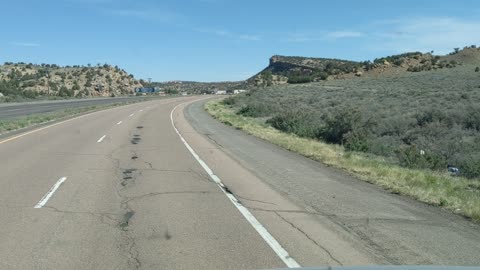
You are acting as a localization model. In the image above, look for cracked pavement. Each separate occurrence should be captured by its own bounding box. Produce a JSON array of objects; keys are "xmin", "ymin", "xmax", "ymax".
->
[
  {"xmin": 0, "ymin": 97, "xmax": 284, "ymax": 269},
  {"xmin": 1, "ymin": 96, "xmax": 479, "ymax": 269}
]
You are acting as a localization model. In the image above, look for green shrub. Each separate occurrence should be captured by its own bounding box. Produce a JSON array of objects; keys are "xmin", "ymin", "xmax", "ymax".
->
[
  {"xmin": 343, "ymin": 129, "xmax": 370, "ymax": 152},
  {"xmin": 48, "ymin": 81, "xmax": 58, "ymax": 92},
  {"xmin": 287, "ymin": 75, "xmax": 313, "ymax": 84},
  {"xmin": 416, "ymin": 109, "xmax": 447, "ymax": 127},
  {"xmin": 318, "ymin": 107, "xmax": 363, "ymax": 144},
  {"xmin": 22, "ymin": 90, "xmax": 38, "ymax": 99},
  {"xmin": 458, "ymin": 156, "xmax": 480, "ymax": 178},
  {"xmin": 22, "ymin": 80, "xmax": 36, "ymax": 87},
  {"xmin": 393, "ymin": 58, "xmax": 405, "ymax": 66},
  {"xmin": 222, "ymin": 96, "xmax": 236, "ymax": 106},
  {"xmin": 237, "ymin": 103, "xmax": 274, "ymax": 117},
  {"xmin": 464, "ymin": 107, "xmax": 480, "ymax": 131},
  {"xmin": 58, "ymin": 86, "xmax": 74, "ymax": 97},
  {"xmin": 267, "ymin": 110, "xmax": 320, "ymax": 138},
  {"xmin": 72, "ymin": 81, "xmax": 80, "ymax": 91},
  {"xmin": 262, "ymin": 71, "xmax": 273, "ymax": 86},
  {"xmin": 396, "ymin": 145, "xmax": 446, "ymax": 170}
]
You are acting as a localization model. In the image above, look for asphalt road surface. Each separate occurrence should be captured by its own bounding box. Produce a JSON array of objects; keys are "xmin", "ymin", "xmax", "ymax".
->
[
  {"xmin": 0, "ymin": 96, "xmax": 152, "ymax": 120},
  {"xmin": 0, "ymin": 96, "xmax": 479, "ymax": 270}
]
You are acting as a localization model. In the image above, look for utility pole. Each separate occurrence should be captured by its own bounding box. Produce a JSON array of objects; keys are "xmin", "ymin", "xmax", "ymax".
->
[{"xmin": 46, "ymin": 71, "xmax": 50, "ymax": 96}]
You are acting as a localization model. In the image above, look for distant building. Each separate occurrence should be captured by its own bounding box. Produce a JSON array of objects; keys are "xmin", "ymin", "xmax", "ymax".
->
[
  {"xmin": 215, "ymin": 90, "xmax": 227, "ymax": 95},
  {"xmin": 233, "ymin": 89, "xmax": 247, "ymax": 94},
  {"xmin": 135, "ymin": 87, "xmax": 156, "ymax": 93}
]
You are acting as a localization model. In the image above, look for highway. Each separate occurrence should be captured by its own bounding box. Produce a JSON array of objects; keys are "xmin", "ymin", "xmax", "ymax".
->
[
  {"xmin": 0, "ymin": 96, "xmax": 479, "ymax": 269},
  {"xmin": 0, "ymin": 96, "xmax": 152, "ymax": 120}
]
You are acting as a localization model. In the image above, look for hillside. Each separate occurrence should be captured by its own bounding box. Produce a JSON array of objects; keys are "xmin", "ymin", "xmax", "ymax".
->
[
  {"xmin": 226, "ymin": 45, "xmax": 480, "ymax": 178},
  {"xmin": 0, "ymin": 63, "xmax": 143, "ymax": 102},
  {"xmin": 249, "ymin": 45, "xmax": 480, "ymax": 86}
]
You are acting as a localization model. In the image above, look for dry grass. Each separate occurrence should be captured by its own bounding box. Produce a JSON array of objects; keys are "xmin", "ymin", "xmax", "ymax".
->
[{"xmin": 205, "ymin": 100, "xmax": 480, "ymax": 221}]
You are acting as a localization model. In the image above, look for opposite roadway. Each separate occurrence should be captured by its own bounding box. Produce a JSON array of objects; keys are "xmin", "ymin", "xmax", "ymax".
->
[
  {"xmin": 0, "ymin": 96, "xmax": 151, "ymax": 120},
  {"xmin": 0, "ymin": 96, "xmax": 479, "ymax": 269}
]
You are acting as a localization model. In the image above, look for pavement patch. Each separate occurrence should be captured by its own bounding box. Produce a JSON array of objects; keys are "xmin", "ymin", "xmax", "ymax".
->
[
  {"xmin": 164, "ymin": 229, "xmax": 172, "ymax": 240},
  {"xmin": 131, "ymin": 137, "xmax": 141, "ymax": 145},
  {"xmin": 122, "ymin": 169, "xmax": 137, "ymax": 186},
  {"xmin": 120, "ymin": 211, "xmax": 135, "ymax": 230}
]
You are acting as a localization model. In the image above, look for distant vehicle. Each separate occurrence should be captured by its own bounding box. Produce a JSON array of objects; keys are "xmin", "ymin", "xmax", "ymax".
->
[
  {"xmin": 135, "ymin": 87, "xmax": 157, "ymax": 93},
  {"xmin": 447, "ymin": 165, "xmax": 460, "ymax": 175}
]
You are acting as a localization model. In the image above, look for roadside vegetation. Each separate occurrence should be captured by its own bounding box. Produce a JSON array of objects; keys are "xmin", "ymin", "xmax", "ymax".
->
[{"xmin": 206, "ymin": 62, "xmax": 480, "ymax": 220}]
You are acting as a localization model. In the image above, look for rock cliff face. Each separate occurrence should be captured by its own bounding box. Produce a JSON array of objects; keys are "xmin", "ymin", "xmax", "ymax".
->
[{"xmin": 248, "ymin": 55, "xmax": 363, "ymax": 86}]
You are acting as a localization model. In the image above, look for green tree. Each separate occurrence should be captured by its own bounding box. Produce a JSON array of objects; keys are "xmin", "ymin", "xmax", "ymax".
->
[
  {"xmin": 319, "ymin": 108, "xmax": 367, "ymax": 145},
  {"xmin": 48, "ymin": 81, "xmax": 59, "ymax": 92},
  {"xmin": 72, "ymin": 81, "xmax": 80, "ymax": 90},
  {"xmin": 58, "ymin": 86, "xmax": 74, "ymax": 97},
  {"xmin": 262, "ymin": 71, "xmax": 273, "ymax": 86},
  {"xmin": 22, "ymin": 90, "xmax": 38, "ymax": 99}
]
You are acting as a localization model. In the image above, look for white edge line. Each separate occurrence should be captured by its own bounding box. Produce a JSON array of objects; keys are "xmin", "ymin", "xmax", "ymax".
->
[
  {"xmin": 117, "ymin": 121, "xmax": 123, "ymax": 125},
  {"xmin": 170, "ymin": 103, "xmax": 301, "ymax": 268},
  {"xmin": 97, "ymin": 135, "xmax": 106, "ymax": 143},
  {"xmin": 34, "ymin": 177, "xmax": 67, "ymax": 208}
]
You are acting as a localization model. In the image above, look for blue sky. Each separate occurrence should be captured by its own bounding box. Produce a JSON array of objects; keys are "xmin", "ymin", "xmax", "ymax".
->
[{"xmin": 2, "ymin": 0, "xmax": 480, "ymax": 82}]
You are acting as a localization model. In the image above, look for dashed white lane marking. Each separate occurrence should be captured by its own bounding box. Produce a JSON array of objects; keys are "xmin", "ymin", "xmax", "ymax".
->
[
  {"xmin": 170, "ymin": 103, "xmax": 300, "ymax": 268},
  {"xmin": 129, "ymin": 113, "xmax": 135, "ymax": 117},
  {"xmin": 97, "ymin": 135, "xmax": 106, "ymax": 143},
  {"xmin": 117, "ymin": 121, "xmax": 123, "ymax": 125},
  {"xmin": 0, "ymin": 109, "xmax": 113, "ymax": 145},
  {"xmin": 139, "ymin": 109, "xmax": 143, "ymax": 112},
  {"xmin": 34, "ymin": 177, "xmax": 67, "ymax": 208},
  {"xmin": 5, "ymin": 108, "xmax": 22, "ymax": 112}
]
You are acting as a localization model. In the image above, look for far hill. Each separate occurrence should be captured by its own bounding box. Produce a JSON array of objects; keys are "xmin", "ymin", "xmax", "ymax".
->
[
  {"xmin": 151, "ymin": 80, "xmax": 247, "ymax": 94},
  {"xmin": 249, "ymin": 45, "xmax": 480, "ymax": 86},
  {"xmin": 0, "ymin": 63, "xmax": 143, "ymax": 102}
]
